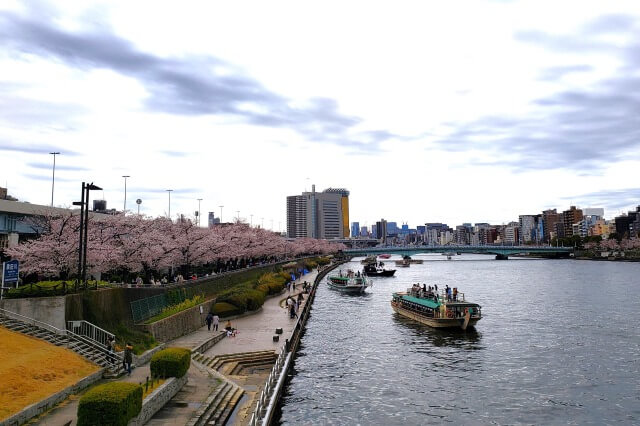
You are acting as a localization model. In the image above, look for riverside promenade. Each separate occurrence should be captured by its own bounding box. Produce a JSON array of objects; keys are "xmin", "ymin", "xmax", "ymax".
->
[{"xmin": 33, "ymin": 268, "xmax": 319, "ymax": 426}]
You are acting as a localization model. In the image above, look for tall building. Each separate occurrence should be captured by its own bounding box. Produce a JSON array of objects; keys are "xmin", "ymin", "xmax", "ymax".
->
[
  {"xmin": 376, "ymin": 219, "xmax": 388, "ymax": 244},
  {"xmin": 542, "ymin": 209, "xmax": 561, "ymax": 243},
  {"xmin": 360, "ymin": 225, "xmax": 369, "ymax": 237},
  {"xmin": 351, "ymin": 222, "xmax": 360, "ymax": 238},
  {"xmin": 286, "ymin": 185, "xmax": 349, "ymax": 239},
  {"xmin": 562, "ymin": 206, "xmax": 583, "ymax": 237},
  {"xmin": 504, "ymin": 222, "xmax": 520, "ymax": 244},
  {"xmin": 208, "ymin": 212, "xmax": 220, "ymax": 228},
  {"xmin": 519, "ymin": 215, "xmax": 537, "ymax": 244}
]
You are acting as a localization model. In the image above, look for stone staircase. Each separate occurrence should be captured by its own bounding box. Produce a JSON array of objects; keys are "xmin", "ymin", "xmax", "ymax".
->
[
  {"xmin": 187, "ymin": 379, "xmax": 245, "ymax": 426},
  {"xmin": 0, "ymin": 309, "xmax": 121, "ymax": 371},
  {"xmin": 194, "ymin": 351, "xmax": 277, "ymax": 376}
]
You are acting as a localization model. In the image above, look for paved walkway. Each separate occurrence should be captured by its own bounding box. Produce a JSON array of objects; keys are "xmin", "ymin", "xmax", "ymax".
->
[{"xmin": 32, "ymin": 268, "xmax": 320, "ymax": 426}]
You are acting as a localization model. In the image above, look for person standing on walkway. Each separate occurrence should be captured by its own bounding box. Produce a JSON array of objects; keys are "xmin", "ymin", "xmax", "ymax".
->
[
  {"xmin": 124, "ymin": 343, "xmax": 133, "ymax": 376},
  {"xmin": 205, "ymin": 312, "xmax": 213, "ymax": 331},
  {"xmin": 212, "ymin": 314, "xmax": 219, "ymax": 331}
]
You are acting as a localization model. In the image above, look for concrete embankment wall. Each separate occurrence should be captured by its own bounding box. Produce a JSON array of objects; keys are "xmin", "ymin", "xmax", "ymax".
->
[
  {"xmin": 0, "ymin": 296, "xmax": 67, "ymax": 330},
  {"xmin": 2, "ymin": 259, "xmax": 314, "ymax": 337},
  {"xmin": 137, "ymin": 298, "xmax": 217, "ymax": 342}
]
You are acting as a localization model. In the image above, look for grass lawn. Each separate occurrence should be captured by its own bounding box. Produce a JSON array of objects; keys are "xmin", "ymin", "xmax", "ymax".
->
[{"xmin": 0, "ymin": 326, "xmax": 100, "ymax": 421}]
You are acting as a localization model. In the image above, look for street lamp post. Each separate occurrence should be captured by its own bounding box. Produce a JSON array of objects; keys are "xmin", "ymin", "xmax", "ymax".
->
[
  {"xmin": 166, "ymin": 190, "xmax": 173, "ymax": 219},
  {"xmin": 197, "ymin": 198, "xmax": 203, "ymax": 226},
  {"xmin": 219, "ymin": 205, "xmax": 224, "ymax": 223},
  {"xmin": 50, "ymin": 152, "xmax": 60, "ymax": 207},
  {"xmin": 73, "ymin": 182, "xmax": 102, "ymax": 289},
  {"xmin": 122, "ymin": 175, "xmax": 130, "ymax": 214}
]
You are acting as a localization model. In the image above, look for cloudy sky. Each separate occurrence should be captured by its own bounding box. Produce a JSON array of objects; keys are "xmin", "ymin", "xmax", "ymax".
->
[{"xmin": 1, "ymin": 0, "xmax": 639, "ymax": 230}]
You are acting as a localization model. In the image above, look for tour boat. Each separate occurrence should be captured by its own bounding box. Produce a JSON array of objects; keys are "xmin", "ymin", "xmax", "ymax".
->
[
  {"xmin": 327, "ymin": 270, "xmax": 372, "ymax": 294},
  {"xmin": 360, "ymin": 255, "xmax": 377, "ymax": 265},
  {"xmin": 395, "ymin": 259, "xmax": 410, "ymax": 267},
  {"xmin": 391, "ymin": 286, "xmax": 482, "ymax": 330},
  {"xmin": 363, "ymin": 263, "xmax": 396, "ymax": 277}
]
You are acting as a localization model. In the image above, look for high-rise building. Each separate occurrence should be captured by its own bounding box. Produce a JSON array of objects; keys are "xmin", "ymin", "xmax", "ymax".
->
[
  {"xmin": 286, "ymin": 185, "xmax": 350, "ymax": 239},
  {"xmin": 360, "ymin": 226, "xmax": 369, "ymax": 237},
  {"xmin": 351, "ymin": 222, "xmax": 360, "ymax": 238},
  {"xmin": 542, "ymin": 209, "xmax": 561, "ymax": 243},
  {"xmin": 563, "ymin": 206, "xmax": 583, "ymax": 237},
  {"xmin": 376, "ymin": 219, "xmax": 388, "ymax": 244},
  {"xmin": 519, "ymin": 215, "xmax": 537, "ymax": 244},
  {"xmin": 208, "ymin": 212, "xmax": 220, "ymax": 228}
]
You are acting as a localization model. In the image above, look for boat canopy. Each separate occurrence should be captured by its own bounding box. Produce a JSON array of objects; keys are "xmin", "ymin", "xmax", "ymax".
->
[{"xmin": 398, "ymin": 293, "xmax": 440, "ymax": 309}]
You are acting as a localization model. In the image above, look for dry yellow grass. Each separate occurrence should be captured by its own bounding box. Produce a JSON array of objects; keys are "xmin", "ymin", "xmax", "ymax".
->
[{"xmin": 0, "ymin": 325, "xmax": 99, "ymax": 421}]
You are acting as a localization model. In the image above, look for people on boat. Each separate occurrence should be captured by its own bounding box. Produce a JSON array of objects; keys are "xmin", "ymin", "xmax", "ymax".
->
[{"xmin": 453, "ymin": 287, "xmax": 458, "ymax": 301}]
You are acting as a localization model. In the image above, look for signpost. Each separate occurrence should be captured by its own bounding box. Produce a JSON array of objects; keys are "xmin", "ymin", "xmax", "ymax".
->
[{"xmin": 1, "ymin": 259, "xmax": 19, "ymax": 301}]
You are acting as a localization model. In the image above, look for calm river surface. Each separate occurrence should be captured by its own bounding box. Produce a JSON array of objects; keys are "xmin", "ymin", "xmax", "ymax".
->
[{"xmin": 276, "ymin": 255, "xmax": 640, "ymax": 425}]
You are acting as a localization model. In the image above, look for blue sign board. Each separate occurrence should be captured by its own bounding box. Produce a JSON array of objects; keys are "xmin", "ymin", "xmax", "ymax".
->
[{"xmin": 2, "ymin": 260, "xmax": 19, "ymax": 285}]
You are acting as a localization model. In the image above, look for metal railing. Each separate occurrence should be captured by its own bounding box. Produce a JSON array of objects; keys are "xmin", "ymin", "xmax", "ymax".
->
[
  {"xmin": 67, "ymin": 320, "xmax": 115, "ymax": 347},
  {"xmin": 0, "ymin": 307, "xmax": 121, "ymax": 369},
  {"xmin": 248, "ymin": 347, "xmax": 291, "ymax": 426},
  {"xmin": 247, "ymin": 264, "xmax": 338, "ymax": 426}
]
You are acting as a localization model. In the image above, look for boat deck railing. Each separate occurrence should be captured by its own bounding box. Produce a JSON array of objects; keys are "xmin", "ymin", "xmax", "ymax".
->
[{"xmin": 406, "ymin": 287, "xmax": 467, "ymax": 303}]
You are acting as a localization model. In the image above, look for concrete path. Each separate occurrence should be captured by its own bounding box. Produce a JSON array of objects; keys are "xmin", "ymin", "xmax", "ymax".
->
[
  {"xmin": 200, "ymin": 269, "xmax": 318, "ymax": 356},
  {"xmin": 31, "ymin": 268, "xmax": 320, "ymax": 426}
]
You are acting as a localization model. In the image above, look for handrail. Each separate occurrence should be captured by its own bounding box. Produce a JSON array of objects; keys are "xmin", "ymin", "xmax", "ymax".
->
[
  {"xmin": 0, "ymin": 307, "xmax": 120, "ymax": 368},
  {"xmin": 67, "ymin": 320, "xmax": 115, "ymax": 347},
  {"xmin": 247, "ymin": 263, "xmax": 336, "ymax": 426}
]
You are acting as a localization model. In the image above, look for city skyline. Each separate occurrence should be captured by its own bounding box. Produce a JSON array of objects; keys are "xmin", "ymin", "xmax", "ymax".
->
[{"xmin": 1, "ymin": 1, "xmax": 640, "ymax": 227}]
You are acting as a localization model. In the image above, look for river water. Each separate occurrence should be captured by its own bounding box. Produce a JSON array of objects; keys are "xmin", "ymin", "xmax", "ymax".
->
[{"xmin": 276, "ymin": 254, "xmax": 640, "ymax": 425}]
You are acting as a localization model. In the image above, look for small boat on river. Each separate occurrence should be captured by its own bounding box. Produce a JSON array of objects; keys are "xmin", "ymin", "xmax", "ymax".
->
[
  {"xmin": 363, "ymin": 263, "xmax": 396, "ymax": 277},
  {"xmin": 391, "ymin": 285, "xmax": 482, "ymax": 330},
  {"xmin": 378, "ymin": 254, "xmax": 392, "ymax": 259},
  {"xmin": 327, "ymin": 270, "xmax": 372, "ymax": 294}
]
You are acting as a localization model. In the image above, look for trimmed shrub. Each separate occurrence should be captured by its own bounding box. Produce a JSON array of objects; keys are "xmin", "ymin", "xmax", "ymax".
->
[
  {"xmin": 77, "ymin": 382, "xmax": 142, "ymax": 426},
  {"xmin": 268, "ymin": 282, "xmax": 284, "ymax": 294},
  {"xmin": 244, "ymin": 289, "xmax": 266, "ymax": 311},
  {"xmin": 256, "ymin": 284, "xmax": 271, "ymax": 295},
  {"xmin": 226, "ymin": 294, "xmax": 248, "ymax": 311},
  {"xmin": 212, "ymin": 302, "xmax": 242, "ymax": 317},
  {"xmin": 150, "ymin": 347, "xmax": 191, "ymax": 378},
  {"xmin": 316, "ymin": 256, "xmax": 331, "ymax": 266}
]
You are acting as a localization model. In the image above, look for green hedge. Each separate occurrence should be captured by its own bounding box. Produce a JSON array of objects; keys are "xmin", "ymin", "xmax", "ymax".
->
[
  {"xmin": 150, "ymin": 347, "xmax": 191, "ymax": 378},
  {"xmin": 77, "ymin": 382, "xmax": 142, "ymax": 426},
  {"xmin": 212, "ymin": 302, "xmax": 243, "ymax": 317},
  {"xmin": 244, "ymin": 289, "xmax": 266, "ymax": 311}
]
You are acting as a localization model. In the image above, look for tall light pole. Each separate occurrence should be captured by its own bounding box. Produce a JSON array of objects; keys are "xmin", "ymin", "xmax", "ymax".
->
[
  {"xmin": 166, "ymin": 189, "xmax": 173, "ymax": 219},
  {"xmin": 219, "ymin": 205, "xmax": 224, "ymax": 223},
  {"xmin": 50, "ymin": 152, "xmax": 60, "ymax": 207},
  {"xmin": 122, "ymin": 175, "xmax": 130, "ymax": 214},
  {"xmin": 197, "ymin": 198, "xmax": 203, "ymax": 226}
]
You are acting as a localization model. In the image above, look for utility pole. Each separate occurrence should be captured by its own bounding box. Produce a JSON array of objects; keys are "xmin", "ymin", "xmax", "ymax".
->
[
  {"xmin": 166, "ymin": 189, "xmax": 173, "ymax": 219},
  {"xmin": 50, "ymin": 152, "xmax": 60, "ymax": 207},
  {"xmin": 122, "ymin": 175, "xmax": 130, "ymax": 213}
]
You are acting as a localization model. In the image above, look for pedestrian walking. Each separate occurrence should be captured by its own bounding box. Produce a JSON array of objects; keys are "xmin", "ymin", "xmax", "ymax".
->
[
  {"xmin": 212, "ymin": 314, "xmax": 219, "ymax": 331},
  {"xmin": 205, "ymin": 312, "xmax": 213, "ymax": 331},
  {"xmin": 124, "ymin": 343, "xmax": 133, "ymax": 376}
]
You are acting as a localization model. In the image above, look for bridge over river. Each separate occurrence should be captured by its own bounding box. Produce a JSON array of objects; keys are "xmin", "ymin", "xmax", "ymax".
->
[{"xmin": 342, "ymin": 245, "xmax": 573, "ymax": 260}]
